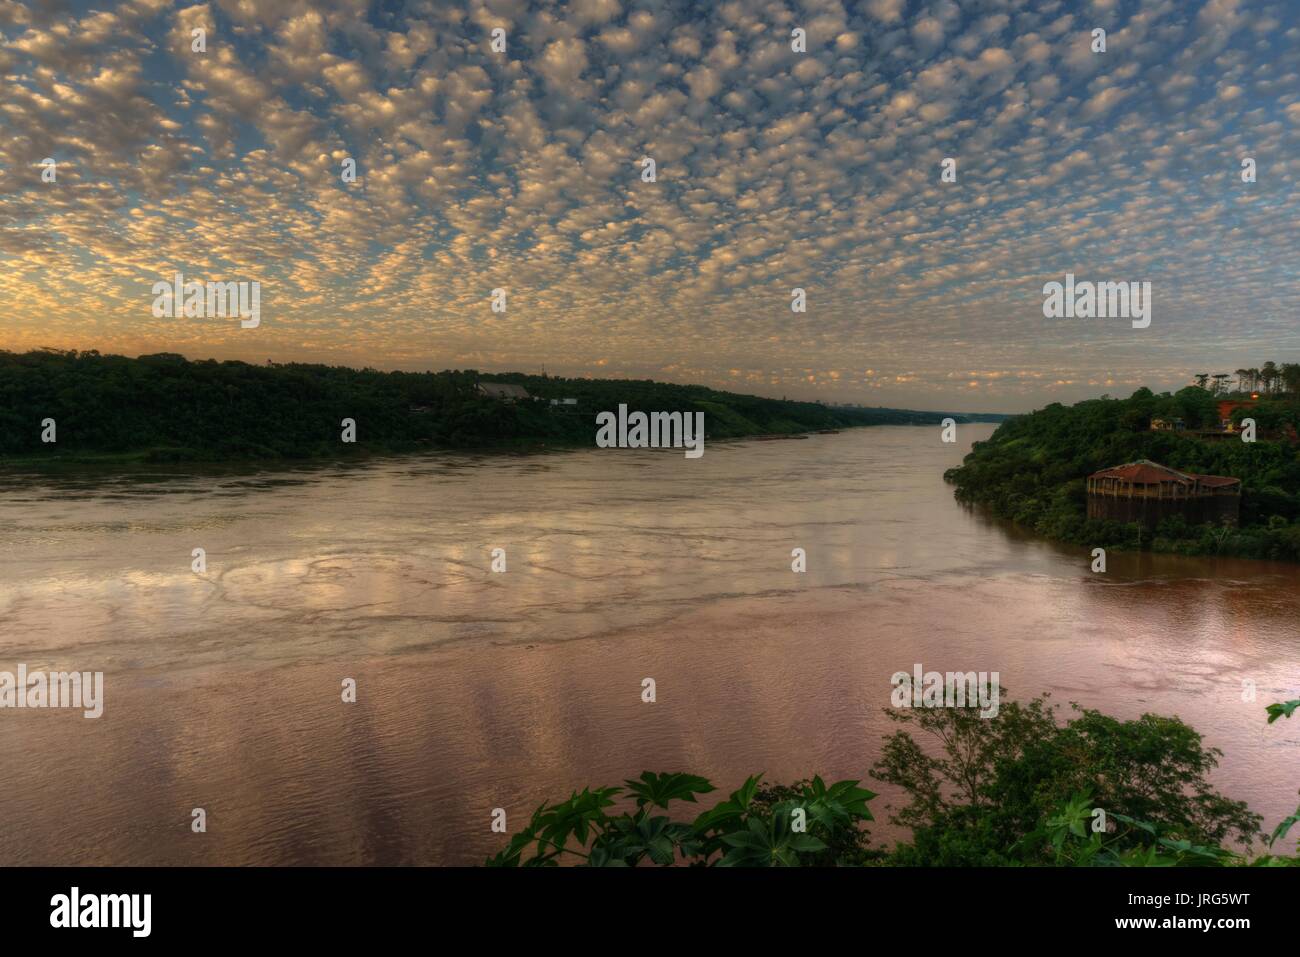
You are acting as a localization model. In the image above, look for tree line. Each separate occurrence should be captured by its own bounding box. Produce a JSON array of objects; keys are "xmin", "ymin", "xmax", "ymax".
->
[
  {"xmin": 0, "ymin": 349, "xmax": 994, "ymax": 464},
  {"xmin": 1195, "ymin": 361, "xmax": 1300, "ymax": 396}
]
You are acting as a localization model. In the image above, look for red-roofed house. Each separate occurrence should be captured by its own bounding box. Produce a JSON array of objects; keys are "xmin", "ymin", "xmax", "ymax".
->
[{"xmin": 1086, "ymin": 459, "xmax": 1240, "ymax": 527}]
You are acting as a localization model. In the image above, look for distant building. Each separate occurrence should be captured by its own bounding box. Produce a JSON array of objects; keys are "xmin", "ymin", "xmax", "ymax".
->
[
  {"xmin": 1086, "ymin": 459, "xmax": 1240, "ymax": 528},
  {"xmin": 476, "ymin": 382, "xmax": 531, "ymax": 402},
  {"xmin": 1149, "ymin": 417, "xmax": 1184, "ymax": 431},
  {"xmin": 1217, "ymin": 398, "xmax": 1258, "ymax": 432}
]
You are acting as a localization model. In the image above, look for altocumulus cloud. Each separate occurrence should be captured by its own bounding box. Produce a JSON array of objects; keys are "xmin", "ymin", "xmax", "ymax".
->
[{"xmin": 0, "ymin": 0, "xmax": 1298, "ymax": 411}]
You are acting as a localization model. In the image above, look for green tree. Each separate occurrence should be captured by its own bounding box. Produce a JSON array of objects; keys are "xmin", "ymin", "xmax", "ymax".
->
[{"xmin": 871, "ymin": 693, "xmax": 1261, "ymax": 865}]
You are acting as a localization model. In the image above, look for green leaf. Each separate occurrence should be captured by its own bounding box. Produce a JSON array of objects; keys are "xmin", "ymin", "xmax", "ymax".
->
[
  {"xmin": 624, "ymin": 771, "xmax": 716, "ymax": 809},
  {"xmin": 1266, "ymin": 700, "xmax": 1300, "ymax": 723},
  {"xmin": 691, "ymin": 775, "xmax": 764, "ymax": 835},
  {"xmin": 787, "ymin": 834, "xmax": 828, "ymax": 853},
  {"xmin": 1267, "ymin": 806, "xmax": 1300, "ymax": 848},
  {"xmin": 1110, "ymin": 812, "xmax": 1158, "ymax": 837},
  {"xmin": 729, "ymin": 774, "xmax": 764, "ymax": 810}
]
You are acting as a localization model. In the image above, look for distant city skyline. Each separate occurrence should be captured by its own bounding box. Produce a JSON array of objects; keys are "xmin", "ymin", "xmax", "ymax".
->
[{"xmin": 2, "ymin": 0, "xmax": 1298, "ymax": 413}]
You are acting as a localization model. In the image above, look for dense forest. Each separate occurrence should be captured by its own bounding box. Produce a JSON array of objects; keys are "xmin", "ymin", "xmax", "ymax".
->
[
  {"xmin": 0, "ymin": 349, "xmax": 1000, "ymax": 465},
  {"xmin": 487, "ymin": 694, "xmax": 1300, "ymax": 867},
  {"xmin": 945, "ymin": 381, "xmax": 1300, "ymax": 561}
]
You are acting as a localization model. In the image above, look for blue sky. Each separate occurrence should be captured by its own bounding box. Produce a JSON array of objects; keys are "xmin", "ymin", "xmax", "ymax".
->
[{"xmin": 1, "ymin": 0, "xmax": 1297, "ymax": 411}]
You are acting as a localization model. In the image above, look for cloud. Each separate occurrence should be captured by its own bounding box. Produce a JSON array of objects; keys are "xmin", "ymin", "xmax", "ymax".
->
[
  {"xmin": 0, "ymin": 0, "xmax": 1297, "ymax": 413},
  {"xmin": 866, "ymin": 0, "xmax": 905, "ymax": 25}
]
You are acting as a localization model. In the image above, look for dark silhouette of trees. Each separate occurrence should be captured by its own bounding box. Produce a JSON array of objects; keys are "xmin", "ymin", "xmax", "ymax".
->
[{"xmin": 0, "ymin": 349, "xmax": 997, "ymax": 462}]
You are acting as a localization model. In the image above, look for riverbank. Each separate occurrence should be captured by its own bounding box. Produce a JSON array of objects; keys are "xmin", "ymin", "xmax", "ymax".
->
[
  {"xmin": 1, "ymin": 349, "xmax": 1006, "ymax": 470},
  {"xmin": 0, "ymin": 427, "xmax": 848, "ymax": 474},
  {"xmin": 946, "ymin": 389, "xmax": 1300, "ymax": 562}
]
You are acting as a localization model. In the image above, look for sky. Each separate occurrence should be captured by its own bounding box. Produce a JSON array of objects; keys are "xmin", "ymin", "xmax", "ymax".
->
[{"xmin": 0, "ymin": 0, "xmax": 1297, "ymax": 413}]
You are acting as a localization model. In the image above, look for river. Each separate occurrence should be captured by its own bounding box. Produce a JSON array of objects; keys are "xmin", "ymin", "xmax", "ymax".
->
[{"xmin": 1, "ymin": 425, "xmax": 1297, "ymax": 864}]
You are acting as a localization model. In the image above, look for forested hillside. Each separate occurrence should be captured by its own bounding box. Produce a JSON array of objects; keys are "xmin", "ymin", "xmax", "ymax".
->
[
  {"xmin": 945, "ymin": 385, "xmax": 1300, "ymax": 561},
  {"xmin": 0, "ymin": 349, "xmax": 994, "ymax": 464}
]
